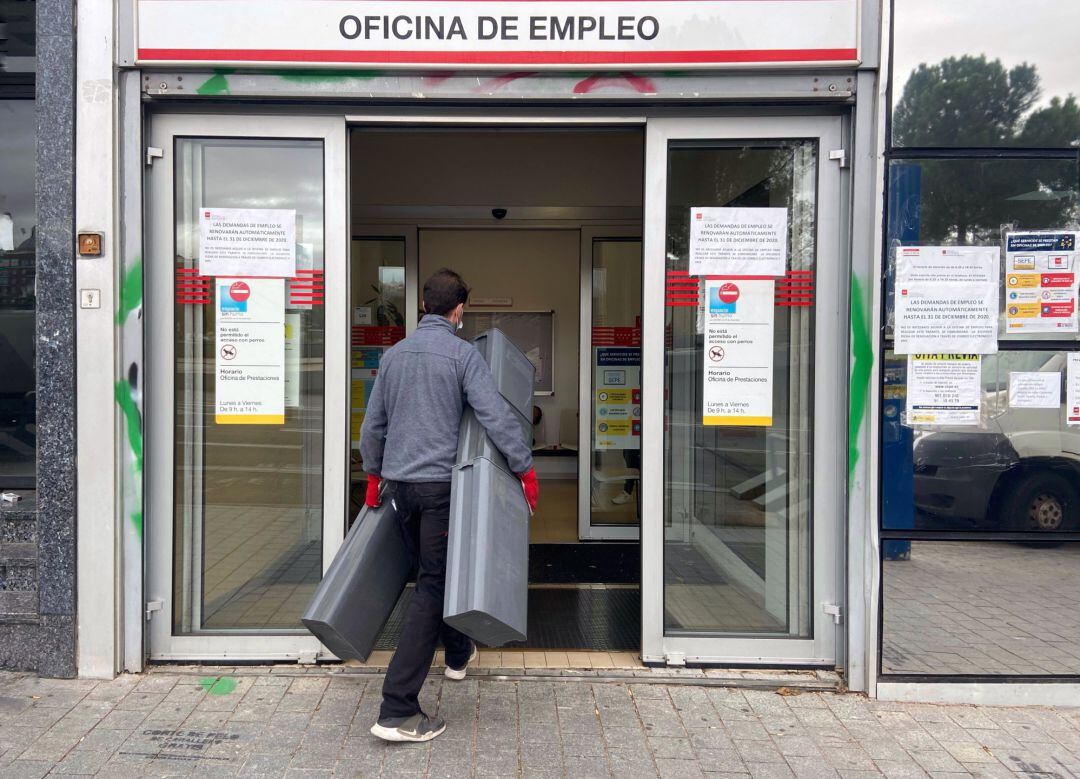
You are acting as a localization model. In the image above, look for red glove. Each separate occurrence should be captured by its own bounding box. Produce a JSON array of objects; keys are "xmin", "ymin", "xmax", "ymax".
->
[
  {"xmin": 365, "ymin": 474, "xmax": 382, "ymax": 508},
  {"xmin": 519, "ymin": 468, "xmax": 539, "ymax": 514}
]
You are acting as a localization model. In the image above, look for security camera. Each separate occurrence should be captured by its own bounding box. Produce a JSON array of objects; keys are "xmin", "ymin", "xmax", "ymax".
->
[{"xmin": 492, "ymin": 208, "xmax": 508, "ymax": 220}]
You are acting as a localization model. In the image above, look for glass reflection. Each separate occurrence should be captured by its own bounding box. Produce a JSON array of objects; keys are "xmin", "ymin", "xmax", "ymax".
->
[
  {"xmin": 0, "ymin": 99, "xmax": 36, "ymax": 486},
  {"xmin": 882, "ymin": 541, "xmax": 1080, "ymax": 676},
  {"xmin": 172, "ymin": 138, "xmax": 325, "ymax": 632},
  {"xmin": 663, "ymin": 142, "xmax": 816, "ymax": 637},
  {"xmin": 883, "ymin": 157, "xmax": 1079, "ymax": 340},
  {"xmin": 883, "ymin": 350, "xmax": 1080, "ymax": 534},
  {"xmin": 892, "ymin": 0, "xmax": 1080, "ymax": 148}
]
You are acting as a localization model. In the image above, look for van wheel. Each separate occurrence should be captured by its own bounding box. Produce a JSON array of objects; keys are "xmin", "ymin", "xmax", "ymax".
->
[{"xmin": 999, "ymin": 471, "xmax": 1079, "ymax": 532}]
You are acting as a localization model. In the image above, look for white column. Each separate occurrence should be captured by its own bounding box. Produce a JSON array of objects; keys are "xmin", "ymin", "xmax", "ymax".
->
[{"xmin": 75, "ymin": 0, "xmax": 120, "ymax": 678}]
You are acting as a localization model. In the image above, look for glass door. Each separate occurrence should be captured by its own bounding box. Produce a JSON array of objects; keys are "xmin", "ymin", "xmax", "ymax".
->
[
  {"xmin": 579, "ymin": 227, "xmax": 643, "ymax": 541},
  {"xmin": 641, "ymin": 116, "xmax": 845, "ymax": 665},
  {"xmin": 146, "ymin": 114, "xmax": 347, "ymax": 660}
]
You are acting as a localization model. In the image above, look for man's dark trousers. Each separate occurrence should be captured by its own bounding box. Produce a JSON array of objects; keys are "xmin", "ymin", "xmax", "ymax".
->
[{"xmin": 379, "ymin": 481, "xmax": 473, "ymax": 721}]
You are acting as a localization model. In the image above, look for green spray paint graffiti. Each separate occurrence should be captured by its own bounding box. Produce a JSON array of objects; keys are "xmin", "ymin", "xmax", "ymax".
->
[
  {"xmin": 116, "ymin": 254, "xmax": 143, "ymax": 326},
  {"xmin": 199, "ymin": 677, "xmax": 238, "ymax": 696},
  {"xmin": 116, "ymin": 256, "xmax": 144, "ymax": 538},
  {"xmin": 115, "ymin": 380, "xmax": 143, "ymax": 537},
  {"xmin": 271, "ymin": 68, "xmax": 382, "ymax": 84},
  {"xmin": 197, "ymin": 69, "xmax": 235, "ymax": 96},
  {"xmin": 848, "ymin": 275, "xmax": 873, "ymax": 486}
]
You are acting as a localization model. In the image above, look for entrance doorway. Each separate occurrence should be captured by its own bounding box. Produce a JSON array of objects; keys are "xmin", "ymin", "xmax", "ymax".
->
[
  {"xmin": 143, "ymin": 111, "xmax": 845, "ymax": 667},
  {"xmin": 348, "ymin": 128, "xmax": 644, "ymax": 651}
]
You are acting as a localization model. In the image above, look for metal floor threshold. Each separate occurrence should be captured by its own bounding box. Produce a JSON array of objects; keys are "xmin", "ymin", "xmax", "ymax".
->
[{"xmin": 147, "ymin": 662, "xmax": 842, "ymax": 692}]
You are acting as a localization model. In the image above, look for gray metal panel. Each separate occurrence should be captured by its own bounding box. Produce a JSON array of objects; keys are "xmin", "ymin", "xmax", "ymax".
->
[
  {"xmin": 457, "ymin": 406, "xmax": 532, "ymax": 475},
  {"xmin": 302, "ymin": 499, "xmax": 411, "ymax": 662},
  {"xmin": 472, "ymin": 328, "xmax": 535, "ymax": 418},
  {"xmin": 141, "ymin": 71, "xmax": 858, "ymax": 102},
  {"xmin": 444, "ymin": 457, "xmax": 530, "ymax": 646}
]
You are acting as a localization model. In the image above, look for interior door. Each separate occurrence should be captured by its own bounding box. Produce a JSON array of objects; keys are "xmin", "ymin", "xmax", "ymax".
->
[
  {"xmin": 641, "ymin": 116, "xmax": 845, "ymax": 665},
  {"xmin": 579, "ymin": 226, "xmax": 644, "ymax": 541},
  {"xmin": 146, "ymin": 114, "xmax": 347, "ymax": 660}
]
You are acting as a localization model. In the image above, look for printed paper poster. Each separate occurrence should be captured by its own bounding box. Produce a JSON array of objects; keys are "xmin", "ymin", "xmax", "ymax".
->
[
  {"xmin": 594, "ymin": 347, "xmax": 641, "ymax": 450},
  {"xmin": 702, "ymin": 279, "xmax": 774, "ymax": 426},
  {"xmin": 893, "ymin": 245, "xmax": 1000, "ymax": 354},
  {"xmin": 199, "ymin": 207, "xmax": 296, "ymax": 278},
  {"xmin": 1004, "ymin": 231, "xmax": 1080, "ymax": 334},
  {"xmin": 689, "ymin": 207, "xmax": 788, "ymax": 277},
  {"xmin": 905, "ymin": 354, "xmax": 981, "ymax": 426},
  {"xmin": 1068, "ymin": 354, "xmax": 1080, "ymax": 426},
  {"xmin": 215, "ymin": 278, "xmax": 285, "ymax": 424},
  {"xmin": 284, "ymin": 312, "xmax": 302, "ymax": 408},
  {"xmin": 1008, "ymin": 371, "xmax": 1061, "ymax": 409}
]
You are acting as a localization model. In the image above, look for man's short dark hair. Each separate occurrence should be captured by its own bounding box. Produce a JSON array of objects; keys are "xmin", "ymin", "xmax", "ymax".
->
[{"xmin": 423, "ymin": 268, "xmax": 470, "ymax": 317}]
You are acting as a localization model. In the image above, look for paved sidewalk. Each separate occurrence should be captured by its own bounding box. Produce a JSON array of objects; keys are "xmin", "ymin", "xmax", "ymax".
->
[{"xmin": 1, "ymin": 669, "xmax": 1078, "ymax": 778}]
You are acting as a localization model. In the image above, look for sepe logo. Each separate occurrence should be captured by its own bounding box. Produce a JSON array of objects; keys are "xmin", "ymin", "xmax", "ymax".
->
[
  {"xmin": 219, "ymin": 283, "xmax": 249, "ymax": 313},
  {"xmin": 709, "ymin": 282, "xmax": 740, "ymax": 313},
  {"xmin": 695, "ymin": 212, "xmax": 703, "ymax": 220},
  {"xmin": 204, "ymin": 210, "xmax": 212, "ymax": 218}
]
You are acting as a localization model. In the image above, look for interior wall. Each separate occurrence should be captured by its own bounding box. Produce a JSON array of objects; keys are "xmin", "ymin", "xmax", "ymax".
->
[
  {"xmin": 351, "ymin": 130, "xmax": 643, "ymax": 209},
  {"xmin": 419, "ymin": 228, "xmax": 579, "ymax": 448}
]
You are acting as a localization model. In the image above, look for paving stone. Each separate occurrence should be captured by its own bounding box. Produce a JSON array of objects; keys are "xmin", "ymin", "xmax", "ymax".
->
[{"xmin": 655, "ymin": 756, "xmax": 708, "ymax": 778}]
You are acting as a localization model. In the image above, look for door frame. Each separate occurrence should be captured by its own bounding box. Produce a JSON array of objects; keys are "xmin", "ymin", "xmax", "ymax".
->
[
  {"xmin": 640, "ymin": 115, "xmax": 847, "ymax": 666},
  {"xmin": 145, "ymin": 113, "xmax": 348, "ymax": 660},
  {"xmin": 578, "ymin": 225, "xmax": 644, "ymax": 541}
]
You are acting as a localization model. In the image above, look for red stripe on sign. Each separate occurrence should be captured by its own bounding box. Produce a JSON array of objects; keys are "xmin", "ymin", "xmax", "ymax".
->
[{"xmin": 138, "ymin": 47, "xmax": 858, "ymax": 66}]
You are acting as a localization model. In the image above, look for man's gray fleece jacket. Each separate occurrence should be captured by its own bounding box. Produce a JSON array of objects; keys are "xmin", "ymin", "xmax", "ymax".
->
[{"xmin": 359, "ymin": 315, "xmax": 534, "ymax": 483}]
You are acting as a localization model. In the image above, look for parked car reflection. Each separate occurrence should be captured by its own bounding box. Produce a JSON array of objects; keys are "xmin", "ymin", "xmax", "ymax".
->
[{"xmin": 913, "ymin": 352, "xmax": 1079, "ymax": 532}]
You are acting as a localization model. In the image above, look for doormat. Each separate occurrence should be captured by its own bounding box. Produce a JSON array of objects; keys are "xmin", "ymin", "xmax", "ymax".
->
[
  {"xmin": 529, "ymin": 543, "xmax": 640, "ymax": 584},
  {"xmin": 375, "ymin": 586, "xmax": 641, "ymax": 651}
]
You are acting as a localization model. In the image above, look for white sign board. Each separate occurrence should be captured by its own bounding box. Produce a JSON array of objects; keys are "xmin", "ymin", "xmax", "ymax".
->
[
  {"xmin": 703, "ymin": 279, "xmax": 774, "ymax": 426},
  {"xmin": 1003, "ymin": 231, "xmax": 1080, "ymax": 335},
  {"xmin": 135, "ymin": 0, "xmax": 859, "ymax": 70},
  {"xmin": 1068, "ymin": 354, "xmax": 1080, "ymax": 426},
  {"xmin": 199, "ymin": 207, "xmax": 296, "ymax": 278},
  {"xmin": 594, "ymin": 347, "xmax": 641, "ymax": 450},
  {"xmin": 893, "ymin": 245, "xmax": 1000, "ymax": 355},
  {"xmin": 216, "ymin": 278, "xmax": 286, "ymax": 424},
  {"xmin": 689, "ymin": 207, "xmax": 788, "ymax": 277},
  {"xmin": 1008, "ymin": 372, "xmax": 1061, "ymax": 410},
  {"xmin": 906, "ymin": 354, "xmax": 981, "ymax": 427}
]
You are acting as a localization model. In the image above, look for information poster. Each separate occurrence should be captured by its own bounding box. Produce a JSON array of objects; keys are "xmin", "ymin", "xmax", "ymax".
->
[
  {"xmin": 894, "ymin": 246, "xmax": 1000, "ymax": 354},
  {"xmin": 689, "ymin": 207, "xmax": 788, "ymax": 277},
  {"xmin": 284, "ymin": 312, "xmax": 302, "ymax": 408},
  {"xmin": 702, "ymin": 279, "xmax": 774, "ymax": 426},
  {"xmin": 1008, "ymin": 371, "xmax": 1061, "ymax": 409},
  {"xmin": 350, "ymin": 346, "xmax": 383, "ymax": 449},
  {"xmin": 1004, "ymin": 231, "xmax": 1080, "ymax": 334},
  {"xmin": 594, "ymin": 347, "xmax": 641, "ymax": 450},
  {"xmin": 199, "ymin": 207, "xmax": 296, "ymax": 278},
  {"xmin": 906, "ymin": 354, "xmax": 981, "ymax": 426},
  {"xmin": 1068, "ymin": 354, "xmax": 1080, "ymax": 426},
  {"xmin": 215, "ymin": 278, "xmax": 285, "ymax": 425}
]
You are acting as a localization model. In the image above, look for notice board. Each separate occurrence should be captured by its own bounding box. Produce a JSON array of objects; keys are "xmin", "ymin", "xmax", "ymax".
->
[{"xmin": 461, "ymin": 311, "xmax": 554, "ymax": 395}]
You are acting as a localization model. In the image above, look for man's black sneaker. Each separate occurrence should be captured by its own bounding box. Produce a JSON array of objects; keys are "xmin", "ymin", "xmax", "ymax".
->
[{"xmin": 370, "ymin": 712, "xmax": 447, "ymax": 743}]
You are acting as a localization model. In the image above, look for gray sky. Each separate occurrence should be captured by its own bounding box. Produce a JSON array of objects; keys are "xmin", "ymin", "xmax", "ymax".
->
[{"xmin": 893, "ymin": 0, "xmax": 1080, "ymax": 108}]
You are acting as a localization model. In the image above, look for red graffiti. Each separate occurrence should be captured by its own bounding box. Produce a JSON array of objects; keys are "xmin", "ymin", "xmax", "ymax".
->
[
  {"xmin": 473, "ymin": 72, "xmax": 537, "ymax": 93},
  {"xmin": 573, "ymin": 74, "xmax": 657, "ymax": 95}
]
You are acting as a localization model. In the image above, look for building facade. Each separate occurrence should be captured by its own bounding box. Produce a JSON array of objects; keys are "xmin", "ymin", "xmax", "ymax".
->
[{"xmin": 0, "ymin": 0, "xmax": 1077, "ymax": 704}]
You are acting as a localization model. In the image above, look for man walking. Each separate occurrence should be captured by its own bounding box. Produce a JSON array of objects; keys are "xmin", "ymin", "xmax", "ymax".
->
[{"xmin": 360, "ymin": 268, "xmax": 539, "ymax": 743}]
